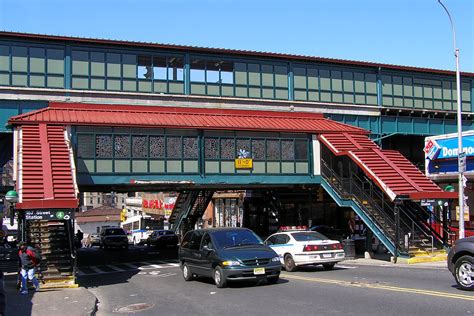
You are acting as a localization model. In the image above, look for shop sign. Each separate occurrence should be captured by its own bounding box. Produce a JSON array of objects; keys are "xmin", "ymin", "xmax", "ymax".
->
[
  {"xmin": 235, "ymin": 158, "xmax": 253, "ymax": 169},
  {"xmin": 142, "ymin": 193, "xmax": 176, "ymax": 217},
  {"xmin": 425, "ymin": 135, "xmax": 474, "ymax": 160},
  {"xmin": 24, "ymin": 209, "xmax": 74, "ymax": 221}
]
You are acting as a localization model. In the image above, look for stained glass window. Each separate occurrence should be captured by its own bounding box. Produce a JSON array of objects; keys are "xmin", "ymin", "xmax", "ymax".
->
[{"xmin": 150, "ymin": 136, "xmax": 165, "ymax": 158}]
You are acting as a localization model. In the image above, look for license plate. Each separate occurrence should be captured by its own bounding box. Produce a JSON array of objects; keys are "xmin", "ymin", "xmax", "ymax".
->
[
  {"xmin": 323, "ymin": 253, "xmax": 332, "ymax": 258},
  {"xmin": 253, "ymin": 268, "xmax": 265, "ymax": 275}
]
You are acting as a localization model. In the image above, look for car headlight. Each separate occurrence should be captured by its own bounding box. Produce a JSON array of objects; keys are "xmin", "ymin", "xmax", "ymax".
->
[
  {"xmin": 271, "ymin": 256, "xmax": 280, "ymax": 262},
  {"xmin": 222, "ymin": 260, "xmax": 242, "ymax": 266}
]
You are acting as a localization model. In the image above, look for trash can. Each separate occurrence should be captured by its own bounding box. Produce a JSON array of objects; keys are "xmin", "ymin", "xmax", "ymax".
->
[
  {"xmin": 342, "ymin": 239, "xmax": 355, "ymax": 259},
  {"xmin": 354, "ymin": 237, "xmax": 367, "ymax": 254}
]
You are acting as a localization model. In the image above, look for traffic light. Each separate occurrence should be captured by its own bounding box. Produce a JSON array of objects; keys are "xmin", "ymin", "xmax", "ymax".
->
[{"xmin": 120, "ymin": 209, "xmax": 127, "ymax": 222}]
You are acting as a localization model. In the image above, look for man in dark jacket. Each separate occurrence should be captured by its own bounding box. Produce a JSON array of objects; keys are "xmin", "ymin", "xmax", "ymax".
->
[{"xmin": 18, "ymin": 242, "xmax": 40, "ymax": 295}]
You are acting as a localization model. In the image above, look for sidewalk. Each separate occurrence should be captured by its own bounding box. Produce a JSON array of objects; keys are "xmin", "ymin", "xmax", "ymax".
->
[
  {"xmin": 4, "ymin": 274, "xmax": 97, "ymax": 316},
  {"xmin": 343, "ymin": 253, "xmax": 448, "ymax": 269}
]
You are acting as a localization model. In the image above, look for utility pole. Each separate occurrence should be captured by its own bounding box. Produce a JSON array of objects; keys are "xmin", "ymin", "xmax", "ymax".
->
[{"xmin": 438, "ymin": 0, "xmax": 465, "ymax": 238}]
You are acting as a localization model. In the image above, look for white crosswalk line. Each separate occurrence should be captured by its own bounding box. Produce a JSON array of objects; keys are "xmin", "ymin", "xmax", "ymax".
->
[
  {"xmin": 122, "ymin": 263, "xmax": 139, "ymax": 269},
  {"xmin": 108, "ymin": 265, "xmax": 125, "ymax": 272},
  {"xmin": 89, "ymin": 266, "xmax": 106, "ymax": 273}
]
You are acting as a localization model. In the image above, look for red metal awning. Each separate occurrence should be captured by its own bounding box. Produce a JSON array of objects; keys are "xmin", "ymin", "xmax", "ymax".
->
[
  {"xmin": 15, "ymin": 124, "xmax": 78, "ymax": 209},
  {"xmin": 319, "ymin": 133, "xmax": 378, "ymax": 155},
  {"xmin": 8, "ymin": 102, "xmax": 368, "ymax": 134},
  {"xmin": 319, "ymin": 134, "xmax": 457, "ymax": 201}
]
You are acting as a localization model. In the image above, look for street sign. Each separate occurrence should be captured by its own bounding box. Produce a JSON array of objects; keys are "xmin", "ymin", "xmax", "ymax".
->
[{"xmin": 24, "ymin": 209, "xmax": 74, "ymax": 221}]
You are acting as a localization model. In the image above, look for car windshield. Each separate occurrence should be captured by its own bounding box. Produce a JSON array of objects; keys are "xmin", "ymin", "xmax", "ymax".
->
[
  {"xmin": 291, "ymin": 231, "xmax": 328, "ymax": 241},
  {"xmin": 212, "ymin": 230, "xmax": 263, "ymax": 249},
  {"xmin": 105, "ymin": 229, "xmax": 125, "ymax": 235}
]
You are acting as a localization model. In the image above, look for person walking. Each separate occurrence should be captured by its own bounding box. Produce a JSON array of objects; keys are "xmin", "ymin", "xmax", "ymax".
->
[{"xmin": 18, "ymin": 242, "xmax": 41, "ymax": 295}]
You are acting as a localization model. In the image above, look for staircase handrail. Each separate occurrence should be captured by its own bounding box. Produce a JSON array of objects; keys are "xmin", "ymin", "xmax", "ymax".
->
[{"xmin": 320, "ymin": 160, "xmax": 397, "ymax": 245}]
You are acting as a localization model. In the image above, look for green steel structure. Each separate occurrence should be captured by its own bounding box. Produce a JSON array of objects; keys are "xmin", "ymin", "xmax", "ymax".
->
[{"xmin": 0, "ymin": 31, "xmax": 473, "ymax": 190}]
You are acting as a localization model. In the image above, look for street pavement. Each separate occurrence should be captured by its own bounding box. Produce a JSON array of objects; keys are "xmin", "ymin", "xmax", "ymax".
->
[{"xmin": 3, "ymin": 248, "xmax": 473, "ymax": 316}]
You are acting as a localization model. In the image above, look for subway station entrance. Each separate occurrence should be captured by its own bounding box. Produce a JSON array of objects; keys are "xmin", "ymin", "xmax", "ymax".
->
[{"xmin": 7, "ymin": 102, "xmax": 457, "ymax": 286}]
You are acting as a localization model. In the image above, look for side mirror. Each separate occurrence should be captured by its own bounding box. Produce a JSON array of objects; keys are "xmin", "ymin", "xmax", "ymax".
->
[{"xmin": 202, "ymin": 245, "xmax": 213, "ymax": 252}]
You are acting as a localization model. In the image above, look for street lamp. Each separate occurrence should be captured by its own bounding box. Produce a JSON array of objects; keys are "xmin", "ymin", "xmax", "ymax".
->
[
  {"xmin": 437, "ymin": 0, "xmax": 466, "ymax": 239},
  {"xmin": 5, "ymin": 190, "xmax": 18, "ymax": 226}
]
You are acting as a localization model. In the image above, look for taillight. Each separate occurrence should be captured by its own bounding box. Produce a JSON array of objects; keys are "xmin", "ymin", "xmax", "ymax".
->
[
  {"xmin": 303, "ymin": 245, "xmax": 320, "ymax": 252},
  {"xmin": 331, "ymin": 243, "xmax": 343, "ymax": 250}
]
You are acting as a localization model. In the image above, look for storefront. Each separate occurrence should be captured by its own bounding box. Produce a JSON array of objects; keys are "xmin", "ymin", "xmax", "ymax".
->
[{"xmin": 424, "ymin": 131, "xmax": 474, "ymax": 230}]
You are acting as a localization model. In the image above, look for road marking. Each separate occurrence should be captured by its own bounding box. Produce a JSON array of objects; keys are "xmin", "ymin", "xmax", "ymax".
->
[
  {"xmin": 281, "ymin": 274, "xmax": 474, "ymax": 301},
  {"xmin": 336, "ymin": 265, "xmax": 358, "ymax": 269},
  {"xmin": 77, "ymin": 261, "xmax": 178, "ymax": 276},
  {"xmin": 89, "ymin": 266, "xmax": 105, "ymax": 273},
  {"xmin": 108, "ymin": 265, "xmax": 125, "ymax": 272}
]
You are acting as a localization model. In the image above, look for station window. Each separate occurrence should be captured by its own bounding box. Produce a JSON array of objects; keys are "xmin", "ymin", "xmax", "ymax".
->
[
  {"xmin": 76, "ymin": 129, "xmax": 199, "ymax": 174},
  {"xmin": 382, "ymin": 74, "xmax": 471, "ymax": 111},
  {"xmin": 203, "ymin": 134, "xmax": 309, "ymax": 174}
]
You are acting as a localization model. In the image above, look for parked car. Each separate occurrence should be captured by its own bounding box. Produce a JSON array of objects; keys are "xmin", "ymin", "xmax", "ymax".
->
[
  {"xmin": 146, "ymin": 230, "xmax": 179, "ymax": 248},
  {"xmin": 178, "ymin": 228, "xmax": 281, "ymax": 288},
  {"xmin": 448, "ymin": 236, "xmax": 474, "ymax": 291},
  {"xmin": 99, "ymin": 227, "xmax": 129, "ymax": 250},
  {"xmin": 89, "ymin": 233, "xmax": 100, "ymax": 247},
  {"xmin": 310, "ymin": 225, "xmax": 343, "ymax": 241},
  {"xmin": 265, "ymin": 230, "xmax": 345, "ymax": 271}
]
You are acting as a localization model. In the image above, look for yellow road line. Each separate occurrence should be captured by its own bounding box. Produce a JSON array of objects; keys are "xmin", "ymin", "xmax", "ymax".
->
[{"xmin": 281, "ymin": 273, "xmax": 474, "ymax": 301}]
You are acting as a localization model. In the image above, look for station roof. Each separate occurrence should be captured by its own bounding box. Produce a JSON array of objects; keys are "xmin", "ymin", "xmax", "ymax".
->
[
  {"xmin": 1, "ymin": 31, "xmax": 473, "ymax": 78},
  {"xmin": 9, "ymin": 102, "xmax": 368, "ymax": 134}
]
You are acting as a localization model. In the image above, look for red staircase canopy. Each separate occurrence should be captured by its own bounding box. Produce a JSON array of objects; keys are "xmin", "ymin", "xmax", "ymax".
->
[
  {"xmin": 319, "ymin": 133, "xmax": 457, "ymax": 201},
  {"xmin": 16, "ymin": 124, "xmax": 78, "ymax": 209}
]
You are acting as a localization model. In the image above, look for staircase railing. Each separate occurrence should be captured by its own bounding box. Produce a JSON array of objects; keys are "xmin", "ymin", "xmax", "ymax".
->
[
  {"xmin": 172, "ymin": 191, "xmax": 200, "ymax": 235},
  {"xmin": 321, "ymin": 158, "xmax": 443, "ymax": 256}
]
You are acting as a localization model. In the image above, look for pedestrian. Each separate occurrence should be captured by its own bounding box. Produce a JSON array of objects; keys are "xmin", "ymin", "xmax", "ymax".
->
[
  {"xmin": 75, "ymin": 230, "xmax": 84, "ymax": 248},
  {"xmin": 18, "ymin": 241, "xmax": 41, "ymax": 295}
]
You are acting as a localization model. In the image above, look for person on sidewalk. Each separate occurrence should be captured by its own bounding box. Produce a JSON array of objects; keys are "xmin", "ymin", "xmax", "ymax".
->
[{"xmin": 18, "ymin": 242, "xmax": 41, "ymax": 295}]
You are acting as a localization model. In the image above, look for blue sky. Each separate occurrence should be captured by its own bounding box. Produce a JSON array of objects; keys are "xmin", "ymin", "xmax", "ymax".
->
[{"xmin": 1, "ymin": 0, "xmax": 472, "ymax": 72}]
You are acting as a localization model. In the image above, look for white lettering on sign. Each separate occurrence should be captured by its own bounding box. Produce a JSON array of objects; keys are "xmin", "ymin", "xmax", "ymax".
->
[{"xmin": 442, "ymin": 146, "xmax": 474, "ymax": 158}]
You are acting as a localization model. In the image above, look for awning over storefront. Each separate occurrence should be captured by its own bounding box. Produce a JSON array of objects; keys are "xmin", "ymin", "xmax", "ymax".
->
[{"xmin": 319, "ymin": 133, "xmax": 457, "ymax": 201}]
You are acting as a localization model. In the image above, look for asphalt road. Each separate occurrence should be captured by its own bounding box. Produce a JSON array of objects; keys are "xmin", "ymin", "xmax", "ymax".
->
[{"xmin": 77, "ymin": 249, "xmax": 474, "ymax": 316}]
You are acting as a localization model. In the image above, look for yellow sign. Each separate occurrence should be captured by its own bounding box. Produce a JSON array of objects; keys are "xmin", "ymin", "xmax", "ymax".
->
[
  {"xmin": 235, "ymin": 158, "xmax": 253, "ymax": 169},
  {"xmin": 455, "ymin": 206, "xmax": 470, "ymax": 221}
]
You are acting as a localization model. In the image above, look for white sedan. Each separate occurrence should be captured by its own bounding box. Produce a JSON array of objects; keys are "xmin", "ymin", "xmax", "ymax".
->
[{"xmin": 264, "ymin": 230, "xmax": 345, "ymax": 271}]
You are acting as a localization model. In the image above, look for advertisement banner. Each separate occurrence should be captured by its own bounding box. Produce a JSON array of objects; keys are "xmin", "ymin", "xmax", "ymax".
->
[{"xmin": 142, "ymin": 193, "xmax": 177, "ymax": 218}]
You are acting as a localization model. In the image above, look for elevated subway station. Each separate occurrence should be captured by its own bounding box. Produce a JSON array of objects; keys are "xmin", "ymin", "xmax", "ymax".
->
[
  {"xmin": 0, "ymin": 32, "xmax": 471, "ymax": 285},
  {"xmin": 7, "ymin": 103, "xmax": 457, "ymax": 280}
]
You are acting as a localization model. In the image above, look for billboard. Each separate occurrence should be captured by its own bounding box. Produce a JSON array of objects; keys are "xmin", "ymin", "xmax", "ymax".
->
[{"xmin": 141, "ymin": 193, "xmax": 177, "ymax": 218}]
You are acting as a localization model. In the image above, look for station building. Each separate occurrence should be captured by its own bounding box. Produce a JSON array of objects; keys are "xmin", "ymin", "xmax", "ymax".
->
[{"xmin": 0, "ymin": 32, "xmax": 472, "ymax": 284}]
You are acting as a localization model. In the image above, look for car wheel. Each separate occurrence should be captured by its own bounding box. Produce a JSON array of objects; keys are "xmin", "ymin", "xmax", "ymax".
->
[
  {"xmin": 323, "ymin": 263, "xmax": 335, "ymax": 271},
  {"xmin": 182, "ymin": 263, "xmax": 194, "ymax": 281},
  {"xmin": 267, "ymin": 275, "xmax": 279, "ymax": 285},
  {"xmin": 284, "ymin": 254, "xmax": 297, "ymax": 272},
  {"xmin": 214, "ymin": 266, "xmax": 227, "ymax": 288},
  {"xmin": 454, "ymin": 255, "xmax": 474, "ymax": 291}
]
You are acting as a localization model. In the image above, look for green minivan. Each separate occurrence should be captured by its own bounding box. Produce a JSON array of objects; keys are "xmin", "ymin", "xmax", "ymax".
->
[{"xmin": 178, "ymin": 228, "xmax": 281, "ymax": 288}]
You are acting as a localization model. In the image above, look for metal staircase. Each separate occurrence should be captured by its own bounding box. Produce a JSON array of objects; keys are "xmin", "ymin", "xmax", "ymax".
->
[
  {"xmin": 321, "ymin": 159, "xmax": 450, "ymax": 258},
  {"xmin": 170, "ymin": 190, "xmax": 214, "ymax": 236}
]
